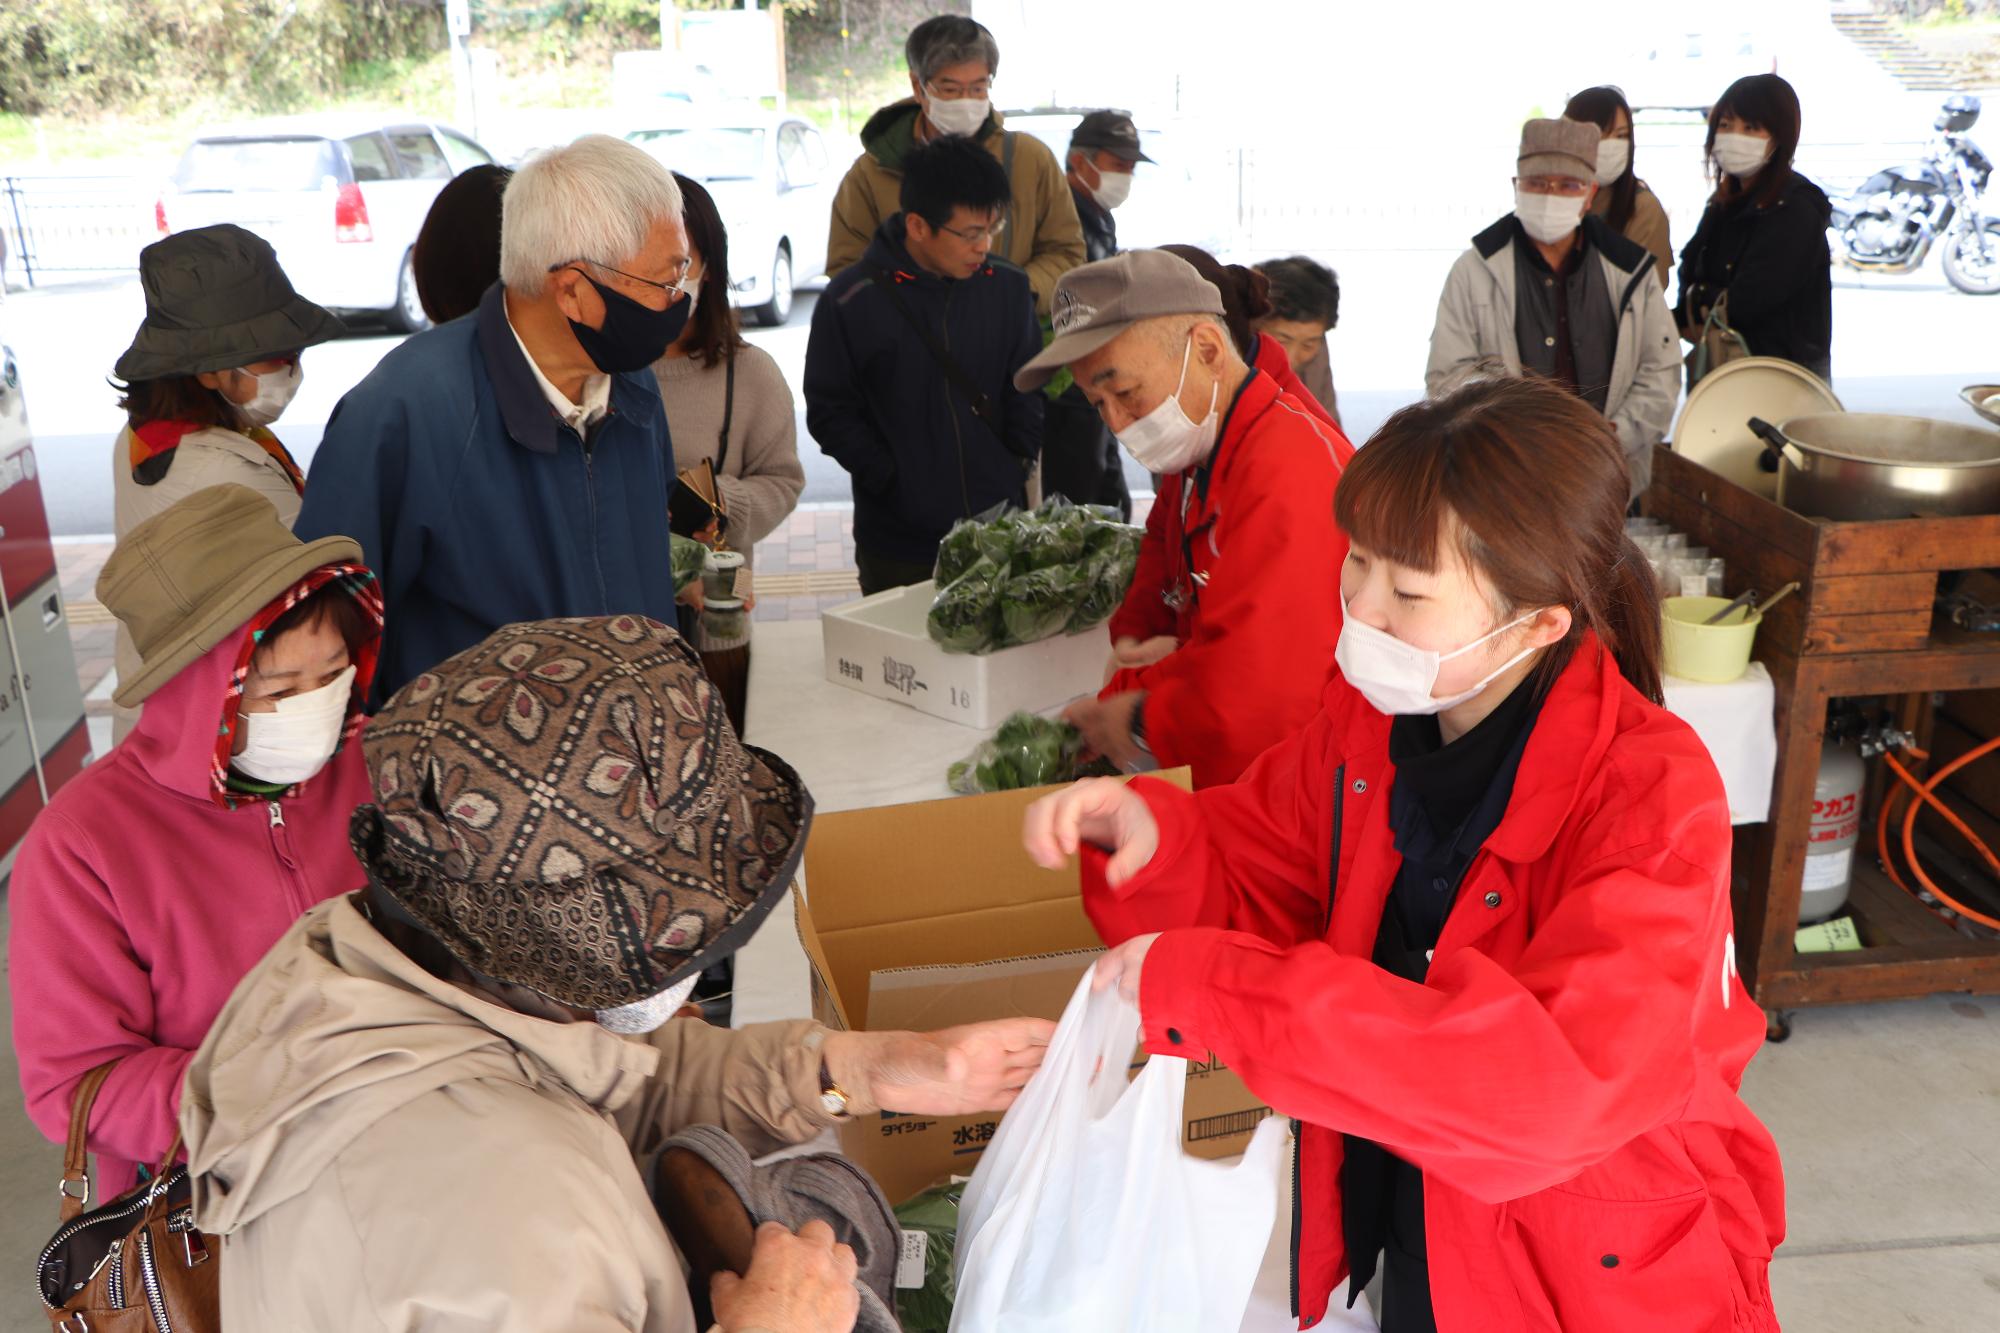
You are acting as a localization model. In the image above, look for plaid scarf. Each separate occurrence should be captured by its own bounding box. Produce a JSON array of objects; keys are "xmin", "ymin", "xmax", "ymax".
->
[
  {"xmin": 211, "ymin": 564, "xmax": 383, "ymax": 809},
  {"xmin": 131, "ymin": 419, "xmax": 306, "ymax": 493}
]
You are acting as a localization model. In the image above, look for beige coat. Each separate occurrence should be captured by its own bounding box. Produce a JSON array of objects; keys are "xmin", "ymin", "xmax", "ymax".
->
[
  {"xmin": 826, "ymin": 101, "xmax": 1085, "ymax": 317},
  {"xmin": 110, "ymin": 424, "xmax": 302, "ymax": 738},
  {"xmin": 181, "ymin": 894, "xmax": 841, "ymax": 1333},
  {"xmin": 1591, "ymin": 180, "xmax": 1674, "ymax": 288}
]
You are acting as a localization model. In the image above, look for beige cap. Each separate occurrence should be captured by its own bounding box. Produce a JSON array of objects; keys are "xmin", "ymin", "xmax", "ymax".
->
[
  {"xmin": 1013, "ymin": 249, "xmax": 1225, "ymax": 392},
  {"xmin": 1518, "ymin": 117, "xmax": 1600, "ymax": 182},
  {"xmin": 97, "ymin": 484, "xmax": 362, "ymax": 707}
]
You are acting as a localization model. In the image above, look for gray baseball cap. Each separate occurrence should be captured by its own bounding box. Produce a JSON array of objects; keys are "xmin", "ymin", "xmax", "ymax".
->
[
  {"xmin": 1014, "ymin": 249, "xmax": 1225, "ymax": 392},
  {"xmin": 1518, "ymin": 117, "xmax": 1599, "ymax": 182},
  {"xmin": 1069, "ymin": 110, "xmax": 1154, "ymax": 164}
]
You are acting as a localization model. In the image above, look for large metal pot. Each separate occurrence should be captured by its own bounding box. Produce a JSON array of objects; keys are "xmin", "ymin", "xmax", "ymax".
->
[{"xmin": 1746, "ymin": 413, "xmax": 2000, "ymax": 521}]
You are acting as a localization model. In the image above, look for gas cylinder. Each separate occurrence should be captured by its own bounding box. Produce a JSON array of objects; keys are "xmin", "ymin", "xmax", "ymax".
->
[{"xmin": 1802, "ymin": 741, "xmax": 1867, "ymax": 923}]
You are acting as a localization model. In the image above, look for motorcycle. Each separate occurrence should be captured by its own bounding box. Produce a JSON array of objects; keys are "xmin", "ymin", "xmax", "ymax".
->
[{"xmin": 1829, "ymin": 94, "xmax": 1999, "ymax": 296}]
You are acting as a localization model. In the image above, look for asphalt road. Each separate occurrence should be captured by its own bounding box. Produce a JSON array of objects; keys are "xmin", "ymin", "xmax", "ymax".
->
[{"xmin": 7, "ymin": 255, "xmax": 1997, "ymax": 538}]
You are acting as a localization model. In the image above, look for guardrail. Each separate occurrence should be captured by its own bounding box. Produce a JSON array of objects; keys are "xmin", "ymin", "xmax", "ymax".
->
[{"xmin": 0, "ymin": 176, "xmax": 154, "ymax": 288}]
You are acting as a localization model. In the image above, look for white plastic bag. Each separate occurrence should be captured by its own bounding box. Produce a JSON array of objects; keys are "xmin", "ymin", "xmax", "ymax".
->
[{"xmin": 950, "ymin": 971, "xmax": 1288, "ymax": 1332}]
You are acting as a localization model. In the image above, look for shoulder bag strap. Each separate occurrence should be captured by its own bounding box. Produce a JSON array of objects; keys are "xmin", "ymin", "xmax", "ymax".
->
[
  {"xmin": 714, "ymin": 353, "xmax": 737, "ymax": 477},
  {"xmin": 864, "ymin": 265, "xmax": 1003, "ymax": 435},
  {"xmin": 58, "ymin": 1061, "xmax": 118, "ymax": 1222}
]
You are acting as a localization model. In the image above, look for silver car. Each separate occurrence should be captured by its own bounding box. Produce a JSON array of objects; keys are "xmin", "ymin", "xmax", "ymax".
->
[{"xmin": 158, "ymin": 114, "xmax": 501, "ymax": 332}]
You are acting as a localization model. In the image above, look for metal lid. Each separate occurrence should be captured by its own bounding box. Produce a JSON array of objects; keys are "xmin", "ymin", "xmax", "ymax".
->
[
  {"xmin": 1964, "ymin": 384, "xmax": 2000, "ymax": 428},
  {"xmin": 1672, "ymin": 357, "xmax": 1843, "ymax": 498}
]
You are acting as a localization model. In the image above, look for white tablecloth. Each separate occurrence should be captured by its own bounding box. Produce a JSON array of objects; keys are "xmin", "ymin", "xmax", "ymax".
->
[
  {"xmin": 1662, "ymin": 663, "xmax": 1778, "ymax": 825},
  {"xmin": 733, "ymin": 620, "xmax": 1376, "ymax": 1332}
]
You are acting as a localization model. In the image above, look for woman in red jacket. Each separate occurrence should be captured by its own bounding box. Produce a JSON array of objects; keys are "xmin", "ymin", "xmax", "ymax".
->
[{"xmin": 1026, "ymin": 376, "xmax": 1784, "ymax": 1332}]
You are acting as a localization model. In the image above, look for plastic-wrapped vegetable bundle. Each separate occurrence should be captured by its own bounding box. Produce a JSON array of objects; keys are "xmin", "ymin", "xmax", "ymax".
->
[
  {"xmin": 999, "ymin": 566, "xmax": 1085, "ymax": 647},
  {"xmin": 947, "ymin": 712, "xmax": 1087, "ymax": 794},
  {"xmin": 1015, "ymin": 498, "xmax": 1090, "ymax": 570},
  {"xmin": 893, "ymin": 1179, "xmax": 964, "ymax": 1332},
  {"xmin": 670, "ymin": 535, "xmax": 709, "ymax": 594},
  {"xmin": 934, "ymin": 518, "xmax": 984, "ymax": 588},
  {"xmin": 927, "ymin": 556, "xmax": 1006, "ymax": 654}
]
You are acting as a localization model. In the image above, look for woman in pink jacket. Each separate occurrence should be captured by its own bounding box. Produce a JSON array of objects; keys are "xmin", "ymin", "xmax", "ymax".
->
[{"xmin": 10, "ymin": 484, "xmax": 381, "ymax": 1195}]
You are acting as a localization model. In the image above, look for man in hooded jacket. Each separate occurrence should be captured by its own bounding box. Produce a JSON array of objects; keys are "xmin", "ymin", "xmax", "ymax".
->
[{"xmin": 825, "ymin": 15, "xmax": 1083, "ymax": 317}]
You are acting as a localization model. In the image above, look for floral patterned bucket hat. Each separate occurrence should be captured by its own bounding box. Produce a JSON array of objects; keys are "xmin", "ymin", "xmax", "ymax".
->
[{"xmin": 349, "ymin": 615, "xmax": 812, "ymax": 1010}]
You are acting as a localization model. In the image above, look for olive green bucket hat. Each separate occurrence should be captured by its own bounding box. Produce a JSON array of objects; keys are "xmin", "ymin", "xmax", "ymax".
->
[
  {"xmin": 115, "ymin": 224, "xmax": 344, "ymax": 382},
  {"xmin": 97, "ymin": 484, "xmax": 362, "ymax": 707}
]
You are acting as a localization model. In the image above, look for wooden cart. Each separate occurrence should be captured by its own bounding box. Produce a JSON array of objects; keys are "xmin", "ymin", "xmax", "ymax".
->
[{"xmin": 1646, "ymin": 447, "xmax": 2000, "ymax": 1033}]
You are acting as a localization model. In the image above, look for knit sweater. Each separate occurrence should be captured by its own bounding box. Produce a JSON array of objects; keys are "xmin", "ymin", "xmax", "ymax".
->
[{"xmin": 651, "ymin": 342, "xmax": 805, "ymax": 570}]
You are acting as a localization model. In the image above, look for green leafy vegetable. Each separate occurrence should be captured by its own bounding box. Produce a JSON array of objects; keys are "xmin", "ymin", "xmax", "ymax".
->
[
  {"xmin": 927, "ymin": 555, "xmax": 1005, "ymax": 654},
  {"xmin": 947, "ymin": 712, "xmax": 1088, "ymax": 794},
  {"xmin": 670, "ymin": 535, "xmax": 708, "ymax": 593}
]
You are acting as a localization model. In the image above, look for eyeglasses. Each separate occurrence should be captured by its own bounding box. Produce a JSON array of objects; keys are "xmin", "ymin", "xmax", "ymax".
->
[
  {"xmin": 935, "ymin": 218, "xmax": 1003, "ymax": 245},
  {"xmin": 1516, "ymin": 176, "xmax": 1593, "ymax": 198},
  {"xmin": 549, "ymin": 257, "xmax": 695, "ymax": 302},
  {"xmin": 926, "ymin": 77, "xmax": 993, "ymax": 99}
]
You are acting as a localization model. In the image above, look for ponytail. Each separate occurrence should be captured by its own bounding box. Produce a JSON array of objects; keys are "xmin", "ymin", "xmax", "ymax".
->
[{"xmin": 1535, "ymin": 534, "xmax": 1661, "ymax": 705}]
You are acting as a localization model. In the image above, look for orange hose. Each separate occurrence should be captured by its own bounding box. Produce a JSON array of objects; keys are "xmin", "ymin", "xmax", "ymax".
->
[{"xmin": 1881, "ymin": 743, "xmax": 2000, "ymax": 933}]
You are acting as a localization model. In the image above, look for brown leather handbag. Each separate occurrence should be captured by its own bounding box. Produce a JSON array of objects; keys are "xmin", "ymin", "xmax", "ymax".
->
[{"xmin": 35, "ymin": 1061, "xmax": 220, "ymax": 1332}]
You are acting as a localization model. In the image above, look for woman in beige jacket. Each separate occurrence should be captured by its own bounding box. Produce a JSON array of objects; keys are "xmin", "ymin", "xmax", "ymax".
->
[
  {"xmin": 655, "ymin": 175, "xmax": 806, "ymax": 734},
  {"xmin": 1567, "ymin": 86, "xmax": 1674, "ymax": 286},
  {"xmin": 181, "ymin": 617, "xmax": 1051, "ymax": 1333},
  {"xmin": 110, "ymin": 223, "xmax": 342, "ymax": 737}
]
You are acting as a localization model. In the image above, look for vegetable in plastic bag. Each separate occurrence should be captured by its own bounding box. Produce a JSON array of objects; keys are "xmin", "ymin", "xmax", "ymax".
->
[
  {"xmin": 934, "ymin": 519, "xmax": 983, "ymax": 588},
  {"xmin": 927, "ymin": 556, "xmax": 1005, "ymax": 654},
  {"xmin": 947, "ymin": 712, "xmax": 1086, "ymax": 794},
  {"xmin": 893, "ymin": 1179, "xmax": 964, "ymax": 1332},
  {"xmin": 670, "ymin": 535, "xmax": 708, "ymax": 593},
  {"xmin": 999, "ymin": 566, "xmax": 1082, "ymax": 648}
]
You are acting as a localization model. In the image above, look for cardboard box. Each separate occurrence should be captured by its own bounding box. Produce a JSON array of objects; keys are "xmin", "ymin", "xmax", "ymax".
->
[
  {"xmin": 793, "ymin": 777, "xmax": 1275, "ymax": 1205},
  {"xmin": 820, "ymin": 582, "xmax": 1108, "ymax": 730}
]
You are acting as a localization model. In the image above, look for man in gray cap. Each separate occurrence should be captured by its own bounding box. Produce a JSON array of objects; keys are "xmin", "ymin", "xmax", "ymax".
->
[
  {"xmin": 1016, "ymin": 250, "xmax": 1350, "ymax": 789},
  {"xmin": 1426, "ymin": 117, "xmax": 1679, "ymax": 501},
  {"xmin": 1067, "ymin": 110, "xmax": 1152, "ymax": 263}
]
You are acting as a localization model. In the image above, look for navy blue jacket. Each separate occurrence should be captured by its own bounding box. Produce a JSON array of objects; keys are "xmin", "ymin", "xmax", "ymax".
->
[
  {"xmin": 805, "ymin": 215, "xmax": 1043, "ymax": 566},
  {"xmin": 295, "ymin": 283, "xmax": 678, "ymax": 708}
]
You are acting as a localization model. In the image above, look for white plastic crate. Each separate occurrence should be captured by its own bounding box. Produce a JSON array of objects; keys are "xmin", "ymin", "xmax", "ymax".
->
[{"xmin": 820, "ymin": 581, "xmax": 1108, "ymax": 730}]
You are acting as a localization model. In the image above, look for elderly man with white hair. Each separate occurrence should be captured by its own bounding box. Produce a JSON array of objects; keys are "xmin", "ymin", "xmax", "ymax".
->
[{"xmin": 296, "ymin": 134, "xmax": 695, "ymax": 706}]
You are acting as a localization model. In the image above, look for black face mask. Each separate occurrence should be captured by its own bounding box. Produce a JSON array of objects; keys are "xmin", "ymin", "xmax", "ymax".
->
[{"xmin": 567, "ymin": 272, "xmax": 690, "ymax": 374}]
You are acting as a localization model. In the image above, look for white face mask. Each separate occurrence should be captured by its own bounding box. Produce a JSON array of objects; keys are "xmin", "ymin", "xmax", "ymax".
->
[
  {"xmin": 595, "ymin": 973, "xmax": 700, "ymax": 1034},
  {"xmin": 233, "ymin": 663, "xmax": 356, "ymax": 785},
  {"xmin": 1712, "ymin": 132, "xmax": 1773, "ymax": 179},
  {"xmin": 234, "ymin": 362, "xmax": 302, "ymax": 428},
  {"xmin": 1089, "ymin": 167, "xmax": 1133, "ymax": 211},
  {"xmin": 1334, "ymin": 596, "xmax": 1537, "ymax": 716},
  {"xmin": 1114, "ymin": 336, "xmax": 1219, "ymax": 475},
  {"xmin": 925, "ymin": 89, "xmax": 990, "ymax": 138},
  {"xmin": 1595, "ymin": 138, "xmax": 1630, "ymax": 185},
  {"xmin": 1514, "ymin": 188, "xmax": 1588, "ymax": 245}
]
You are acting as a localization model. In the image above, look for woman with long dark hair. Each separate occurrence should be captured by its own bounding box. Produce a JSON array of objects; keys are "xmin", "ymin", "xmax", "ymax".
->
[
  {"xmin": 651, "ymin": 173, "xmax": 805, "ymax": 733},
  {"xmin": 1564, "ymin": 85, "xmax": 1672, "ymax": 284},
  {"xmin": 1675, "ymin": 73, "xmax": 1833, "ymax": 380},
  {"xmin": 1025, "ymin": 375, "xmax": 1785, "ymax": 1333}
]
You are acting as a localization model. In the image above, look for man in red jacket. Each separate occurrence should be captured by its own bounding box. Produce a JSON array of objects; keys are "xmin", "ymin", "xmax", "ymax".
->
[{"xmin": 1014, "ymin": 249, "xmax": 1351, "ymax": 787}]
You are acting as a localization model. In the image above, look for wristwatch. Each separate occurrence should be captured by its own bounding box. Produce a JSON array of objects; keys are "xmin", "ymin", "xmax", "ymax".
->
[
  {"xmin": 818, "ymin": 1058, "xmax": 852, "ymax": 1119},
  {"xmin": 1130, "ymin": 693, "xmax": 1152, "ymax": 756}
]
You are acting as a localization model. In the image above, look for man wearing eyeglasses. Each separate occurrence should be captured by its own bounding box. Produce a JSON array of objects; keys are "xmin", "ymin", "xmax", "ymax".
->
[
  {"xmin": 807, "ymin": 136, "xmax": 1044, "ymax": 595},
  {"xmin": 825, "ymin": 15, "xmax": 1084, "ymax": 318},
  {"xmin": 294, "ymin": 134, "xmax": 694, "ymax": 706},
  {"xmin": 1426, "ymin": 117, "xmax": 1679, "ymax": 502}
]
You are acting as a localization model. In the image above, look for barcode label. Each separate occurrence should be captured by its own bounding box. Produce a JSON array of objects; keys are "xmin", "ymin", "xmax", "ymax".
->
[{"xmin": 896, "ymin": 1229, "xmax": 928, "ymax": 1289}]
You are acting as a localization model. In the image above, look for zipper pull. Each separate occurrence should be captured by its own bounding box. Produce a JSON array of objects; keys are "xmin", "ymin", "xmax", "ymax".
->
[{"xmin": 268, "ymin": 801, "xmax": 285, "ymax": 829}]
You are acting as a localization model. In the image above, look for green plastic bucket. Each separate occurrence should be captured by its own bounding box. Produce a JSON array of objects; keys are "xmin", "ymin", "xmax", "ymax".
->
[{"xmin": 1662, "ymin": 596, "xmax": 1760, "ymax": 683}]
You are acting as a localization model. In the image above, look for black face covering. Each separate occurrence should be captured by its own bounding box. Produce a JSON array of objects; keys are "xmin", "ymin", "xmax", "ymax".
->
[{"xmin": 567, "ymin": 271, "xmax": 691, "ymax": 374}]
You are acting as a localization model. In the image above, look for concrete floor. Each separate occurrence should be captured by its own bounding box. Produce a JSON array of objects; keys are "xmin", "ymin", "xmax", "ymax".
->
[{"xmin": 1, "ymin": 887, "xmax": 1994, "ymax": 1330}]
